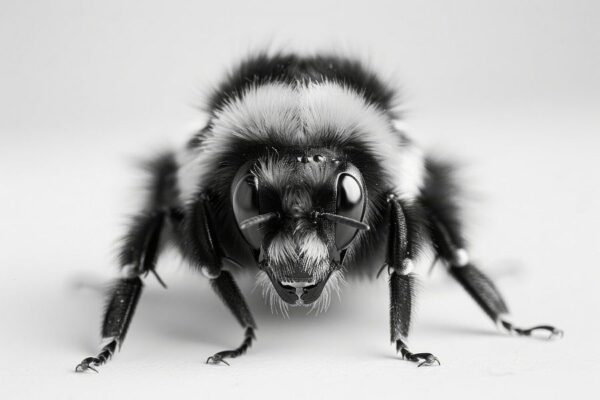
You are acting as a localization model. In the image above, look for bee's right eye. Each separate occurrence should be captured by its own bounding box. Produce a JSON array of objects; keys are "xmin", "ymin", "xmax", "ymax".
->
[{"xmin": 232, "ymin": 174, "xmax": 263, "ymax": 248}]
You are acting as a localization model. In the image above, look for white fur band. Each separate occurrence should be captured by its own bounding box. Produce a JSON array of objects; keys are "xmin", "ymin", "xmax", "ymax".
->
[{"xmin": 177, "ymin": 81, "xmax": 425, "ymax": 204}]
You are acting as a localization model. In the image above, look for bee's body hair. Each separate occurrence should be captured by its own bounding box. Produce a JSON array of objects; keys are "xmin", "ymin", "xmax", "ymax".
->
[{"xmin": 75, "ymin": 51, "xmax": 562, "ymax": 373}]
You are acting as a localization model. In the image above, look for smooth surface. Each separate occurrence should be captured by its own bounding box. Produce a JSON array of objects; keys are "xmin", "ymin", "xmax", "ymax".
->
[{"xmin": 1, "ymin": 1, "xmax": 598, "ymax": 399}]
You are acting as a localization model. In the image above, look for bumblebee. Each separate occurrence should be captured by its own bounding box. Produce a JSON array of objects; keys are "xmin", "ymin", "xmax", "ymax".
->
[{"xmin": 76, "ymin": 52, "xmax": 561, "ymax": 372}]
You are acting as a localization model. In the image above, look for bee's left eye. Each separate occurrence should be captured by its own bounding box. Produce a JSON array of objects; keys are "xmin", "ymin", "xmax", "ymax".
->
[
  {"xmin": 335, "ymin": 173, "xmax": 365, "ymax": 249},
  {"xmin": 232, "ymin": 174, "xmax": 263, "ymax": 248}
]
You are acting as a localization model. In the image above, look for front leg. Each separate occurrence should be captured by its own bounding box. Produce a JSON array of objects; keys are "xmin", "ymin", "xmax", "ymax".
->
[
  {"xmin": 390, "ymin": 273, "xmax": 440, "ymax": 367},
  {"xmin": 387, "ymin": 195, "xmax": 440, "ymax": 367},
  {"xmin": 181, "ymin": 195, "xmax": 258, "ymax": 365},
  {"xmin": 206, "ymin": 271, "xmax": 256, "ymax": 366}
]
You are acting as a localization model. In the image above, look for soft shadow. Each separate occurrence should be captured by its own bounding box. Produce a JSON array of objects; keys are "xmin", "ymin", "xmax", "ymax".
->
[
  {"xmin": 66, "ymin": 272, "xmax": 378, "ymax": 353},
  {"xmin": 135, "ymin": 285, "xmax": 235, "ymax": 347},
  {"xmin": 67, "ymin": 274, "xmax": 248, "ymax": 350},
  {"xmin": 419, "ymin": 321, "xmax": 502, "ymax": 337}
]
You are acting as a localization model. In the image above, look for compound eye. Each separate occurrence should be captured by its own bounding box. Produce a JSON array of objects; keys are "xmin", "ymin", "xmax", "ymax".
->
[
  {"xmin": 335, "ymin": 174, "xmax": 365, "ymax": 249},
  {"xmin": 232, "ymin": 174, "xmax": 262, "ymax": 249}
]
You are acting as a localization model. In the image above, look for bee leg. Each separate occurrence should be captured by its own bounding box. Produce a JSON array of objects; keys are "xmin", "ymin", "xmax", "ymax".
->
[
  {"xmin": 75, "ymin": 277, "xmax": 143, "ymax": 372},
  {"xmin": 421, "ymin": 159, "xmax": 562, "ymax": 339},
  {"xmin": 433, "ymin": 217, "xmax": 563, "ymax": 339},
  {"xmin": 76, "ymin": 209, "xmax": 168, "ymax": 372},
  {"xmin": 179, "ymin": 195, "xmax": 257, "ymax": 365},
  {"xmin": 76, "ymin": 153, "xmax": 179, "ymax": 372},
  {"xmin": 387, "ymin": 195, "xmax": 440, "ymax": 367},
  {"xmin": 447, "ymin": 249, "xmax": 562, "ymax": 339},
  {"xmin": 206, "ymin": 271, "xmax": 256, "ymax": 366},
  {"xmin": 390, "ymin": 273, "xmax": 440, "ymax": 367}
]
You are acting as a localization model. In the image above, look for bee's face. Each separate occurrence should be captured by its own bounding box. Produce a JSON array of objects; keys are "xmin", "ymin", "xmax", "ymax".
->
[{"xmin": 231, "ymin": 150, "xmax": 367, "ymax": 307}]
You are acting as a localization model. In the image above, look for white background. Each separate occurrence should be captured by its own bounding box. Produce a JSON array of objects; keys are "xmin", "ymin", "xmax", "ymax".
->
[{"xmin": 1, "ymin": 1, "xmax": 598, "ymax": 399}]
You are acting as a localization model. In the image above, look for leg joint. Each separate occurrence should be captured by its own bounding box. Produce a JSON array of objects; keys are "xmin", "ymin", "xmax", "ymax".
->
[{"xmin": 450, "ymin": 248, "xmax": 470, "ymax": 267}]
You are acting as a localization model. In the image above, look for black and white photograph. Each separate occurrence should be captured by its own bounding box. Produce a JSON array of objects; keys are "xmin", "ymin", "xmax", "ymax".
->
[{"xmin": 0, "ymin": 1, "xmax": 598, "ymax": 398}]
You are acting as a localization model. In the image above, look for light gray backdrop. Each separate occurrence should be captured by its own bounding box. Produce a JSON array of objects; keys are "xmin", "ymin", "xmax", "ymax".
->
[{"xmin": 0, "ymin": 1, "xmax": 598, "ymax": 399}]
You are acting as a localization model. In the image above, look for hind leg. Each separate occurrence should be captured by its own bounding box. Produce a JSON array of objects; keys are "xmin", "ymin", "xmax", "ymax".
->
[
  {"xmin": 441, "ymin": 229, "xmax": 562, "ymax": 339},
  {"xmin": 421, "ymin": 159, "xmax": 562, "ymax": 339}
]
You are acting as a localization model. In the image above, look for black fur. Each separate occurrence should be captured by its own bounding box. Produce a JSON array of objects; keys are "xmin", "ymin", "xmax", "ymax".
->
[
  {"xmin": 180, "ymin": 194, "xmax": 225, "ymax": 277},
  {"xmin": 420, "ymin": 157, "xmax": 466, "ymax": 253},
  {"xmin": 118, "ymin": 152, "xmax": 178, "ymax": 273},
  {"xmin": 137, "ymin": 151, "xmax": 179, "ymax": 211},
  {"xmin": 207, "ymin": 52, "xmax": 397, "ymax": 115},
  {"xmin": 118, "ymin": 211, "xmax": 165, "ymax": 273}
]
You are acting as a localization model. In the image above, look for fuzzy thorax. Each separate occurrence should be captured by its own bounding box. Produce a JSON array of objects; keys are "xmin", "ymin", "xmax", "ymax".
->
[{"xmin": 176, "ymin": 80, "xmax": 425, "ymax": 206}]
